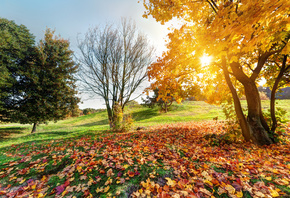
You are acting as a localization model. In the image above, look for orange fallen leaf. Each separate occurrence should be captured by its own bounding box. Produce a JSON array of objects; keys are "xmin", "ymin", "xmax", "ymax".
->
[
  {"xmin": 128, "ymin": 170, "xmax": 135, "ymax": 177},
  {"xmin": 163, "ymin": 185, "xmax": 169, "ymax": 192},
  {"xmin": 107, "ymin": 168, "xmax": 114, "ymax": 177},
  {"xmin": 104, "ymin": 186, "xmax": 110, "ymax": 193}
]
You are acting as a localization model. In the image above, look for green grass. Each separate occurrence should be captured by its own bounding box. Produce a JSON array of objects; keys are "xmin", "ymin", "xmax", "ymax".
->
[{"xmin": 1, "ymin": 100, "xmax": 289, "ymax": 149}]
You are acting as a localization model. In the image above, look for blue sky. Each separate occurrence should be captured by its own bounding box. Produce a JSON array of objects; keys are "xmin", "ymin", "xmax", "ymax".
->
[{"xmin": 0, "ymin": 0, "xmax": 170, "ymax": 109}]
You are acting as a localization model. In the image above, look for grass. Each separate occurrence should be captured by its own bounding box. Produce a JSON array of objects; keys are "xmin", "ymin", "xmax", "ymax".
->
[
  {"xmin": 0, "ymin": 100, "xmax": 290, "ymax": 197},
  {"xmin": 0, "ymin": 109, "xmax": 109, "ymax": 149},
  {"xmin": 1, "ymin": 100, "xmax": 290, "ymax": 149}
]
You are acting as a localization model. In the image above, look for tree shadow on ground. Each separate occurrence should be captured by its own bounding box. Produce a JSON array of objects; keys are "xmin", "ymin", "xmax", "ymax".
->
[
  {"xmin": 0, "ymin": 131, "xmax": 73, "ymax": 148},
  {"xmin": 77, "ymin": 108, "xmax": 159, "ymax": 127},
  {"xmin": 0, "ymin": 130, "xmax": 105, "ymax": 154},
  {"xmin": 77, "ymin": 119, "xmax": 109, "ymax": 127},
  {"xmin": 28, "ymin": 131, "xmax": 71, "ymax": 137},
  {"xmin": 0, "ymin": 127, "xmax": 26, "ymax": 141},
  {"xmin": 130, "ymin": 108, "xmax": 159, "ymax": 122}
]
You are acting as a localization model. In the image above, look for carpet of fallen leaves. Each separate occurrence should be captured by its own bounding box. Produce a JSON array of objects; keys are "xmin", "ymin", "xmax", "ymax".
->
[{"xmin": 0, "ymin": 121, "xmax": 290, "ymax": 198}]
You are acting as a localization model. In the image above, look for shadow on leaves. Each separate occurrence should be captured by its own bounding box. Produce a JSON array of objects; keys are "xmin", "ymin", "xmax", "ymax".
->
[{"xmin": 0, "ymin": 127, "xmax": 25, "ymax": 141}]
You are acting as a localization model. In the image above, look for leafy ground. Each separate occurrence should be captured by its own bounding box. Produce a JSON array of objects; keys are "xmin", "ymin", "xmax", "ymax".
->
[
  {"xmin": 0, "ymin": 121, "xmax": 290, "ymax": 197},
  {"xmin": 0, "ymin": 100, "xmax": 290, "ymax": 197}
]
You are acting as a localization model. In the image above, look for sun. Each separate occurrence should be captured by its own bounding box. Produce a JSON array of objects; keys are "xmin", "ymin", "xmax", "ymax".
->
[{"xmin": 200, "ymin": 54, "xmax": 212, "ymax": 66}]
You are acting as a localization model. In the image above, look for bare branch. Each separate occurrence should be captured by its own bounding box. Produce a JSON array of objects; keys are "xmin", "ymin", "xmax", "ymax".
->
[{"xmin": 75, "ymin": 19, "xmax": 154, "ymax": 122}]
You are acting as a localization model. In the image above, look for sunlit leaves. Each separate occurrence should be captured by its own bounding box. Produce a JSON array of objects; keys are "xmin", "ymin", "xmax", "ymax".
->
[
  {"xmin": 281, "ymin": 42, "xmax": 290, "ymax": 55},
  {"xmin": 146, "ymin": 31, "xmax": 202, "ymax": 106},
  {"xmin": 144, "ymin": 0, "xmax": 290, "ymax": 54},
  {"xmin": 143, "ymin": 0, "xmax": 290, "ymax": 145}
]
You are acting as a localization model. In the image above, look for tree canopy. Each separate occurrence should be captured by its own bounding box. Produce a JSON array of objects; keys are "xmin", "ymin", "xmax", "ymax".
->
[
  {"xmin": 143, "ymin": 0, "xmax": 290, "ymax": 145},
  {"xmin": 0, "ymin": 18, "xmax": 35, "ymax": 113}
]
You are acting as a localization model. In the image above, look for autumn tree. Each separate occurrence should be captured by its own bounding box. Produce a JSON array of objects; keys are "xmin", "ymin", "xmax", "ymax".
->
[
  {"xmin": 77, "ymin": 19, "xmax": 153, "ymax": 128},
  {"xmin": 145, "ymin": 29, "xmax": 202, "ymax": 112},
  {"xmin": 1, "ymin": 28, "xmax": 80, "ymax": 133},
  {"xmin": 142, "ymin": 88, "xmax": 174, "ymax": 113},
  {"xmin": 142, "ymin": 0, "xmax": 290, "ymax": 145}
]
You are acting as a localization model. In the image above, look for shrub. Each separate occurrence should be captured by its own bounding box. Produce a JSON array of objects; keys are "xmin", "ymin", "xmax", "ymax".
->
[
  {"xmin": 263, "ymin": 107, "xmax": 288, "ymax": 142},
  {"xmin": 82, "ymin": 108, "xmax": 98, "ymax": 115},
  {"xmin": 112, "ymin": 102, "xmax": 134, "ymax": 132},
  {"xmin": 220, "ymin": 101, "xmax": 244, "ymax": 143},
  {"xmin": 259, "ymin": 91, "xmax": 269, "ymax": 100},
  {"xmin": 126, "ymin": 100, "xmax": 141, "ymax": 108}
]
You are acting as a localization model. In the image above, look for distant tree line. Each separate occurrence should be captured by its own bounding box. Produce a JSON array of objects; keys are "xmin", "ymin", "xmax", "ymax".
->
[
  {"xmin": 81, "ymin": 108, "xmax": 106, "ymax": 115},
  {"xmin": 258, "ymin": 86, "xmax": 290, "ymax": 99}
]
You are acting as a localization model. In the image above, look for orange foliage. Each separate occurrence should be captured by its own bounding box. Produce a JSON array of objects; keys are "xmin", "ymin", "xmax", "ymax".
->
[{"xmin": 146, "ymin": 28, "xmax": 203, "ymax": 104}]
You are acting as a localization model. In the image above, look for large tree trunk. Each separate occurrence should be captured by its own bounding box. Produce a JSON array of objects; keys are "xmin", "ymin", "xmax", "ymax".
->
[
  {"xmin": 223, "ymin": 58, "xmax": 273, "ymax": 145},
  {"xmin": 244, "ymin": 81, "xmax": 273, "ymax": 145},
  {"xmin": 31, "ymin": 123, "xmax": 37, "ymax": 133}
]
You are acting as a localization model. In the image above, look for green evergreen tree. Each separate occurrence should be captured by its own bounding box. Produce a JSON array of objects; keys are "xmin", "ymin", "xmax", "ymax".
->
[
  {"xmin": 16, "ymin": 29, "xmax": 80, "ymax": 132},
  {"xmin": 0, "ymin": 18, "xmax": 35, "ymax": 117}
]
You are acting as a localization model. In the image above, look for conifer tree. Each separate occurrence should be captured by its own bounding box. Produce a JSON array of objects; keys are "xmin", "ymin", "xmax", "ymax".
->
[
  {"xmin": 18, "ymin": 29, "xmax": 80, "ymax": 133},
  {"xmin": 1, "ymin": 27, "xmax": 80, "ymax": 132}
]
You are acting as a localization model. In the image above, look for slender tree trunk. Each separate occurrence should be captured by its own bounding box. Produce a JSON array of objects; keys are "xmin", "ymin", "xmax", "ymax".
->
[
  {"xmin": 221, "ymin": 58, "xmax": 251, "ymax": 141},
  {"xmin": 244, "ymin": 80, "xmax": 273, "ymax": 145},
  {"xmin": 105, "ymin": 101, "xmax": 114, "ymax": 128},
  {"xmin": 165, "ymin": 103, "xmax": 168, "ymax": 113},
  {"xmin": 270, "ymin": 55, "xmax": 287, "ymax": 132},
  {"xmin": 31, "ymin": 123, "xmax": 37, "ymax": 133}
]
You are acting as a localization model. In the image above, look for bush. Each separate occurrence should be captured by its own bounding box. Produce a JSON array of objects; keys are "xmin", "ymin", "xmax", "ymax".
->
[
  {"xmin": 82, "ymin": 108, "xmax": 98, "ymax": 115},
  {"xmin": 263, "ymin": 107, "xmax": 288, "ymax": 142},
  {"xmin": 220, "ymin": 101, "xmax": 244, "ymax": 143},
  {"xmin": 122, "ymin": 114, "xmax": 134, "ymax": 132},
  {"xmin": 259, "ymin": 91, "xmax": 269, "ymax": 100},
  {"xmin": 112, "ymin": 102, "xmax": 134, "ymax": 132},
  {"xmin": 125, "ymin": 100, "xmax": 141, "ymax": 108}
]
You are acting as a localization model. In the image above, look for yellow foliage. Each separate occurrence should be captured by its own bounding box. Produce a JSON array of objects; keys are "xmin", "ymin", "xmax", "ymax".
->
[
  {"xmin": 281, "ymin": 42, "xmax": 290, "ymax": 55},
  {"xmin": 142, "ymin": 0, "xmax": 290, "ymax": 106}
]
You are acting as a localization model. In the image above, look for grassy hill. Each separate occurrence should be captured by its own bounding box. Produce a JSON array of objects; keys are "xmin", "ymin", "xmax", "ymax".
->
[{"xmin": 0, "ymin": 100, "xmax": 289, "ymax": 149}]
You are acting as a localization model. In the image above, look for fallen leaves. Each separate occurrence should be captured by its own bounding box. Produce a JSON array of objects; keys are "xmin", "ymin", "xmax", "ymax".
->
[
  {"xmin": 106, "ymin": 168, "xmax": 114, "ymax": 177},
  {"xmin": 0, "ymin": 121, "xmax": 290, "ymax": 197}
]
